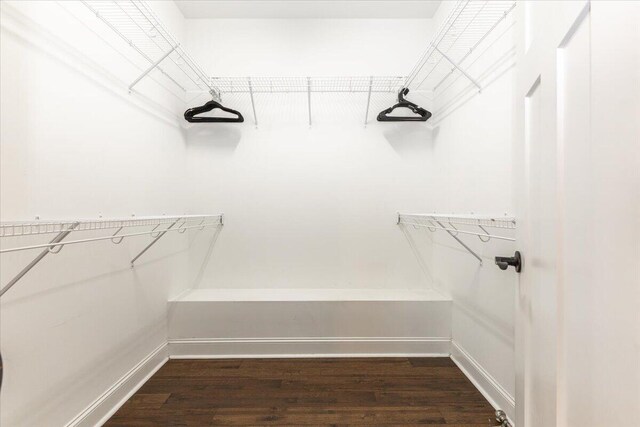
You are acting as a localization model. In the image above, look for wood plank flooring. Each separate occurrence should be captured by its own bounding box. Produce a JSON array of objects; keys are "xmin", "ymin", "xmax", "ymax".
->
[{"xmin": 105, "ymin": 358, "xmax": 499, "ymax": 426}]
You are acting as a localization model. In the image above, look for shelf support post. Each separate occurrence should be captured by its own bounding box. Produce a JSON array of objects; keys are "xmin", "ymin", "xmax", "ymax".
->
[
  {"xmin": 434, "ymin": 47, "xmax": 482, "ymax": 91},
  {"xmin": 307, "ymin": 77, "xmax": 312, "ymax": 126},
  {"xmin": 364, "ymin": 76, "xmax": 373, "ymax": 126},
  {"xmin": 129, "ymin": 44, "xmax": 179, "ymax": 92},
  {"xmin": 434, "ymin": 220, "xmax": 483, "ymax": 264},
  {"xmin": 0, "ymin": 222, "xmax": 80, "ymax": 298},
  {"xmin": 248, "ymin": 77, "xmax": 258, "ymax": 127},
  {"xmin": 130, "ymin": 218, "xmax": 181, "ymax": 267}
]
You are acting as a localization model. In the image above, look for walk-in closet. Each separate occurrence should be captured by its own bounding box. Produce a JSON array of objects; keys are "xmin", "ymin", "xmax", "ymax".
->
[{"xmin": 1, "ymin": 1, "xmax": 638, "ymax": 426}]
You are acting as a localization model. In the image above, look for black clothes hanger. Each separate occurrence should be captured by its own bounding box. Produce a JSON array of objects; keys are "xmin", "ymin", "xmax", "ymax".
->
[
  {"xmin": 377, "ymin": 87, "xmax": 431, "ymax": 122},
  {"xmin": 184, "ymin": 100, "xmax": 244, "ymax": 123}
]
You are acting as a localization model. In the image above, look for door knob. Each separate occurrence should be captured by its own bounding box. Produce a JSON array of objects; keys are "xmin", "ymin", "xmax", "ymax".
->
[{"xmin": 495, "ymin": 251, "xmax": 522, "ymax": 273}]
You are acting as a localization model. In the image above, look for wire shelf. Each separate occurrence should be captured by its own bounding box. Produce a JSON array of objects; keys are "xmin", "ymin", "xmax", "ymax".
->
[
  {"xmin": 0, "ymin": 215, "xmax": 222, "ymax": 238},
  {"xmin": 398, "ymin": 213, "xmax": 516, "ymax": 230},
  {"xmin": 398, "ymin": 213, "xmax": 516, "ymax": 264},
  {"xmin": 405, "ymin": 0, "xmax": 516, "ymax": 93},
  {"xmin": 211, "ymin": 76, "xmax": 406, "ymax": 94},
  {"xmin": 209, "ymin": 76, "xmax": 408, "ymax": 126},
  {"xmin": 0, "ymin": 214, "xmax": 224, "ymax": 297},
  {"xmin": 81, "ymin": 0, "xmax": 219, "ymax": 97}
]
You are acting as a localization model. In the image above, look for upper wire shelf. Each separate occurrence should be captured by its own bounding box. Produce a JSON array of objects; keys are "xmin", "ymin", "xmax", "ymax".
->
[
  {"xmin": 210, "ymin": 76, "xmax": 408, "ymax": 126},
  {"xmin": 404, "ymin": 0, "xmax": 516, "ymax": 93},
  {"xmin": 81, "ymin": 0, "xmax": 220, "ymax": 97},
  {"xmin": 211, "ymin": 76, "xmax": 406, "ymax": 94}
]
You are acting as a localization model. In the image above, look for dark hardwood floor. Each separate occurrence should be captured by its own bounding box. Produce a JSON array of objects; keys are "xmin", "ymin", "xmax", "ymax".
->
[{"xmin": 105, "ymin": 358, "xmax": 499, "ymax": 426}]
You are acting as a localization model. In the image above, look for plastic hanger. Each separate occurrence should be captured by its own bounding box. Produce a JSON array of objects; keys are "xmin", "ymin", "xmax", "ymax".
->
[
  {"xmin": 184, "ymin": 100, "xmax": 244, "ymax": 123},
  {"xmin": 377, "ymin": 88, "xmax": 431, "ymax": 122}
]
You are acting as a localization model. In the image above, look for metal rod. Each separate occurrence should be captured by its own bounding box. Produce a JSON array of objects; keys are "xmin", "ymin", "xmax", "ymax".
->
[
  {"xmin": 248, "ymin": 77, "xmax": 258, "ymax": 127},
  {"xmin": 130, "ymin": 218, "xmax": 180, "ymax": 267},
  {"xmin": 434, "ymin": 220, "xmax": 483, "ymax": 263},
  {"xmin": 434, "ymin": 46, "xmax": 482, "ymax": 91},
  {"xmin": 0, "ymin": 222, "xmax": 221, "ymax": 254},
  {"xmin": 0, "ymin": 222, "xmax": 80, "ymax": 298},
  {"xmin": 129, "ymin": 44, "xmax": 179, "ymax": 92},
  {"xmin": 364, "ymin": 76, "xmax": 373, "ymax": 126},
  {"xmin": 307, "ymin": 77, "xmax": 312, "ymax": 126}
]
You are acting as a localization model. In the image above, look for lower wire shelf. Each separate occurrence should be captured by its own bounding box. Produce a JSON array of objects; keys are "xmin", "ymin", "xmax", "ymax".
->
[
  {"xmin": 397, "ymin": 213, "xmax": 516, "ymax": 264},
  {"xmin": 0, "ymin": 214, "xmax": 224, "ymax": 297}
]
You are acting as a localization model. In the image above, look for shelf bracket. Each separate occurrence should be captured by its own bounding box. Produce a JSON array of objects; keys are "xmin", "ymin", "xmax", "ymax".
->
[
  {"xmin": 0, "ymin": 222, "xmax": 80, "ymax": 298},
  {"xmin": 129, "ymin": 44, "xmax": 179, "ymax": 92},
  {"xmin": 434, "ymin": 47, "xmax": 482, "ymax": 91},
  {"xmin": 307, "ymin": 77, "xmax": 312, "ymax": 126},
  {"xmin": 364, "ymin": 76, "xmax": 373, "ymax": 126},
  {"xmin": 130, "ymin": 218, "xmax": 181, "ymax": 267},
  {"xmin": 434, "ymin": 220, "xmax": 483, "ymax": 264},
  {"xmin": 248, "ymin": 77, "xmax": 258, "ymax": 127}
]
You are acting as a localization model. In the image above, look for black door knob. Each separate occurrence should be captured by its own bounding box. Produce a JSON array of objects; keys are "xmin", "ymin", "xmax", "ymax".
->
[{"xmin": 495, "ymin": 251, "xmax": 522, "ymax": 273}]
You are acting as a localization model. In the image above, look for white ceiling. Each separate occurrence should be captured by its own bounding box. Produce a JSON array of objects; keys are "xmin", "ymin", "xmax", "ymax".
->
[{"xmin": 174, "ymin": 1, "xmax": 442, "ymax": 19}]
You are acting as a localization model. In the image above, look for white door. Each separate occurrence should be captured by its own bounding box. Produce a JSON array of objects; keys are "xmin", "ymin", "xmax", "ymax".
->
[{"xmin": 514, "ymin": 1, "xmax": 640, "ymax": 426}]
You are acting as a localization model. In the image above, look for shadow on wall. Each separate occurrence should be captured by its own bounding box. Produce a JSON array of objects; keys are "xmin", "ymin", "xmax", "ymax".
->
[
  {"xmin": 399, "ymin": 224, "xmax": 434, "ymax": 284},
  {"xmin": 403, "ymin": 226, "xmax": 513, "ymax": 348},
  {"xmin": 189, "ymin": 225, "xmax": 224, "ymax": 289},
  {"xmin": 451, "ymin": 267, "xmax": 513, "ymax": 348},
  {"xmin": 382, "ymin": 123, "xmax": 436, "ymax": 158},
  {"xmin": 185, "ymin": 124, "xmax": 242, "ymax": 154}
]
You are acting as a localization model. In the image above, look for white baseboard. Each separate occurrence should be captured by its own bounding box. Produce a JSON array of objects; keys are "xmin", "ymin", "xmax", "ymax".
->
[
  {"xmin": 168, "ymin": 337, "xmax": 450, "ymax": 359},
  {"xmin": 450, "ymin": 341, "xmax": 515, "ymax": 425},
  {"xmin": 65, "ymin": 343, "xmax": 168, "ymax": 427},
  {"xmin": 65, "ymin": 339, "xmax": 514, "ymax": 427}
]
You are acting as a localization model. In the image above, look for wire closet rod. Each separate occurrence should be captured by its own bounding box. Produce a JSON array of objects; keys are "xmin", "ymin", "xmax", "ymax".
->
[
  {"xmin": 400, "ymin": 221, "xmax": 515, "ymax": 242},
  {"xmin": 397, "ymin": 213, "xmax": 516, "ymax": 264},
  {"xmin": 0, "ymin": 214, "xmax": 223, "ymax": 298},
  {"xmin": 0, "ymin": 221, "xmax": 221, "ymax": 254}
]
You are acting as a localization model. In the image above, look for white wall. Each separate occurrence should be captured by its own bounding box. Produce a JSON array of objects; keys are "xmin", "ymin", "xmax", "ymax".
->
[
  {"xmin": 184, "ymin": 18, "xmax": 438, "ymax": 290},
  {"xmin": 183, "ymin": 10, "xmax": 516, "ymax": 417},
  {"xmin": 1, "ymin": 2, "xmax": 519, "ymax": 424},
  {"xmin": 400, "ymin": 1, "xmax": 518, "ymax": 417},
  {"xmin": 0, "ymin": 1, "xmax": 193, "ymax": 425}
]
